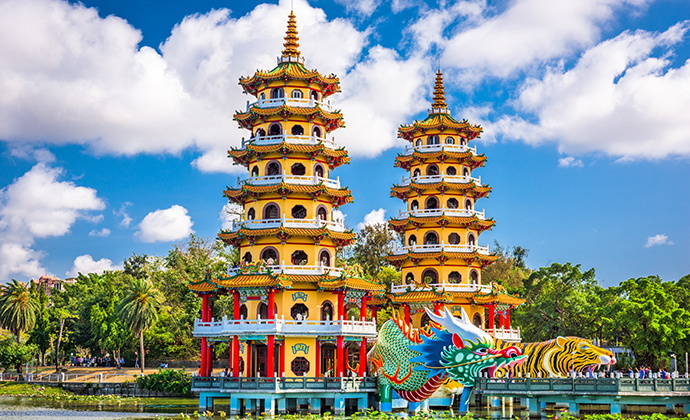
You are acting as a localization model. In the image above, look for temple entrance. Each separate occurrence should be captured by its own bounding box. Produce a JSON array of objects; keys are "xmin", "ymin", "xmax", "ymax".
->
[
  {"xmin": 255, "ymin": 345, "xmax": 268, "ymax": 377},
  {"xmin": 321, "ymin": 344, "xmax": 336, "ymax": 376}
]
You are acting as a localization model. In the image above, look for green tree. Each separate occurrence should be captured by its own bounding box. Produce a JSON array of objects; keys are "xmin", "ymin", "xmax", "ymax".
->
[
  {"xmin": 124, "ymin": 253, "xmax": 149, "ymax": 279},
  {"xmin": 513, "ymin": 262, "xmax": 598, "ymax": 342},
  {"xmin": 346, "ymin": 223, "xmax": 401, "ymax": 278},
  {"xmin": 117, "ymin": 277, "xmax": 161, "ymax": 374},
  {"xmin": 481, "ymin": 241, "xmax": 530, "ymax": 293},
  {"xmin": 0, "ymin": 337, "xmax": 35, "ymax": 378},
  {"xmin": 0, "ymin": 280, "xmax": 39, "ymax": 344},
  {"xmin": 28, "ymin": 287, "xmax": 51, "ymax": 365}
]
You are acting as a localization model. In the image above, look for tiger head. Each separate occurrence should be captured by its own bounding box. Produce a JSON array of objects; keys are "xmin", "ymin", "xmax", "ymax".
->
[{"xmin": 556, "ymin": 336, "xmax": 616, "ymax": 372}]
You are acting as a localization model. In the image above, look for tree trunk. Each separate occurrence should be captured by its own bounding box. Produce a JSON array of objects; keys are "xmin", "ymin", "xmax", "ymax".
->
[
  {"xmin": 55, "ymin": 319, "xmax": 65, "ymax": 372},
  {"xmin": 115, "ymin": 348, "xmax": 122, "ymax": 369},
  {"xmin": 139, "ymin": 330, "xmax": 145, "ymax": 375},
  {"xmin": 15, "ymin": 330, "xmax": 20, "ymax": 344}
]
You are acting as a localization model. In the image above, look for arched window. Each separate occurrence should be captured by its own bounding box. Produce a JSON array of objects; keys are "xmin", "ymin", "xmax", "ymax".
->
[
  {"xmin": 413, "ymin": 168, "xmax": 421, "ymax": 178},
  {"xmin": 460, "ymin": 137, "xmax": 466, "ymax": 146},
  {"xmin": 465, "ymin": 199, "xmax": 473, "ymax": 211},
  {"xmin": 473, "ymin": 313, "xmax": 482, "ymax": 328},
  {"xmin": 426, "ymin": 164, "xmax": 439, "ymax": 176},
  {"xmin": 405, "ymin": 273, "xmax": 414, "ymax": 283},
  {"xmin": 463, "ymin": 167, "xmax": 470, "ymax": 177},
  {"xmin": 317, "ymin": 206, "xmax": 328, "ymax": 220},
  {"xmin": 247, "ymin": 208, "xmax": 256, "ymax": 220},
  {"xmin": 312, "ymin": 126, "xmax": 322, "ymax": 138},
  {"xmin": 242, "ymin": 252, "xmax": 252, "ymax": 263},
  {"xmin": 426, "ymin": 197, "xmax": 439, "ymax": 209},
  {"xmin": 291, "ymin": 205, "xmax": 307, "ymax": 219},
  {"xmin": 408, "ymin": 234, "xmax": 417, "ymax": 246},
  {"xmin": 291, "ymin": 163, "xmax": 306, "ymax": 175},
  {"xmin": 269, "ymin": 123, "xmax": 282, "ymax": 136},
  {"xmin": 415, "ymin": 139, "xmax": 422, "ymax": 147},
  {"xmin": 291, "ymin": 89, "xmax": 303, "ymax": 99},
  {"xmin": 291, "ymin": 303, "xmax": 309, "ymax": 320},
  {"xmin": 422, "ymin": 269, "xmax": 438, "ymax": 283},
  {"xmin": 470, "ymin": 270, "xmax": 479, "ymax": 284},
  {"xmin": 447, "ymin": 166, "xmax": 457, "ymax": 176},
  {"xmin": 421, "ymin": 313, "xmax": 431, "ymax": 328},
  {"xmin": 271, "ymin": 87, "xmax": 284, "ymax": 98},
  {"xmin": 427, "ymin": 135, "xmax": 439, "ymax": 145},
  {"xmin": 261, "ymin": 247, "xmax": 278, "ymax": 263},
  {"xmin": 310, "ymin": 90, "xmax": 319, "ymax": 101},
  {"xmin": 321, "ymin": 301, "xmax": 334, "ymax": 321},
  {"xmin": 424, "ymin": 231, "xmax": 438, "ymax": 245},
  {"xmin": 257, "ymin": 302, "xmax": 269, "ymax": 319},
  {"xmin": 448, "ymin": 233, "xmax": 461, "ymax": 244},
  {"xmin": 259, "ymin": 92, "xmax": 266, "ymax": 101},
  {"xmin": 449, "ymin": 271, "xmax": 461, "ymax": 284},
  {"xmin": 291, "ymin": 250, "xmax": 308, "ymax": 265},
  {"xmin": 468, "ymin": 234, "xmax": 476, "ymax": 247},
  {"xmin": 266, "ymin": 161, "xmax": 281, "ymax": 176},
  {"xmin": 291, "ymin": 125, "xmax": 304, "ymax": 135},
  {"xmin": 447, "ymin": 198, "xmax": 459, "ymax": 209},
  {"xmin": 257, "ymin": 128, "xmax": 266, "ymax": 137},
  {"xmin": 411, "ymin": 200, "xmax": 419, "ymax": 211},
  {"xmin": 319, "ymin": 250, "xmax": 331, "ymax": 266},
  {"xmin": 445, "ymin": 137, "xmax": 455, "ymax": 144},
  {"xmin": 264, "ymin": 204, "xmax": 279, "ymax": 219},
  {"xmin": 314, "ymin": 164, "xmax": 324, "ymax": 178},
  {"xmin": 240, "ymin": 304, "xmax": 248, "ymax": 320},
  {"xmin": 251, "ymin": 166, "xmax": 259, "ymax": 177}
]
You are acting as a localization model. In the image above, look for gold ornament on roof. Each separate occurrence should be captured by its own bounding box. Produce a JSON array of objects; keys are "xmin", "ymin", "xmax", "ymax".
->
[
  {"xmin": 432, "ymin": 70, "xmax": 447, "ymax": 109},
  {"xmin": 282, "ymin": 11, "xmax": 301, "ymax": 58}
]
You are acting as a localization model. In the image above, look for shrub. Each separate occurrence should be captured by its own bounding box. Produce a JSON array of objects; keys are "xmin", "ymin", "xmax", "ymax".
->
[{"xmin": 135, "ymin": 368, "xmax": 191, "ymax": 395}]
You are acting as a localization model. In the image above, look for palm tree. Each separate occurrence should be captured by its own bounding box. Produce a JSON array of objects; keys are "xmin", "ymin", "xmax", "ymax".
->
[
  {"xmin": 117, "ymin": 277, "xmax": 161, "ymax": 374},
  {"xmin": 0, "ymin": 280, "xmax": 39, "ymax": 343}
]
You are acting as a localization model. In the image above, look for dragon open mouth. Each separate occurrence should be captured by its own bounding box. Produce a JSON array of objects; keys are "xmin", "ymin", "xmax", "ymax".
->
[{"xmin": 479, "ymin": 356, "xmax": 527, "ymax": 378}]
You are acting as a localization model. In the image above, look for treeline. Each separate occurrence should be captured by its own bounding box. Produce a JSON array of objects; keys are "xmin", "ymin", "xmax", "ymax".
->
[{"xmin": 0, "ymin": 227, "xmax": 688, "ymax": 374}]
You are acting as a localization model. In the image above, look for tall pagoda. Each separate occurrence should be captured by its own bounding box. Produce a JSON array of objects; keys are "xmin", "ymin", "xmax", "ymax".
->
[
  {"xmin": 386, "ymin": 70, "xmax": 524, "ymax": 341},
  {"xmin": 189, "ymin": 12, "xmax": 383, "ymax": 381}
]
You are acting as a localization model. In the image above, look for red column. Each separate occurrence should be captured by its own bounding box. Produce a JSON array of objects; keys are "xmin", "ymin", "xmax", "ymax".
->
[
  {"xmin": 506, "ymin": 307, "xmax": 511, "ymax": 329},
  {"xmin": 206, "ymin": 299, "xmax": 214, "ymax": 376},
  {"xmin": 247, "ymin": 342, "xmax": 253, "ymax": 376},
  {"xmin": 498, "ymin": 310, "xmax": 505, "ymax": 330},
  {"xmin": 488, "ymin": 304, "xmax": 495, "ymax": 331},
  {"xmin": 315, "ymin": 341, "xmax": 321, "ymax": 377},
  {"xmin": 200, "ymin": 294, "xmax": 208, "ymax": 376},
  {"xmin": 279, "ymin": 341, "xmax": 285, "ymax": 377},
  {"xmin": 361, "ymin": 296, "xmax": 368, "ymax": 321},
  {"xmin": 336, "ymin": 290, "xmax": 345, "ymax": 377},
  {"xmin": 267, "ymin": 289, "xmax": 275, "ymax": 378},
  {"xmin": 404, "ymin": 304, "xmax": 410, "ymax": 324},
  {"xmin": 371, "ymin": 306, "xmax": 378, "ymax": 321},
  {"xmin": 337, "ymin": 290, "xmax": 345, "ymax": 320},
  {"xmin": 344, "ymin": 345, "xmax": 349, "ymax": 375},
  {"xmin": 434, "ymin": 302, "xmax": 441, "ymax": 314},
  {"xmin": 232, "ymin": 290, "xmax": 240, "ymax": 377}
]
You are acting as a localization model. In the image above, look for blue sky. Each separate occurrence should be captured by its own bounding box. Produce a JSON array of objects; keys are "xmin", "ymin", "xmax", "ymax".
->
[{"xmin": 0, "ymin": 0, "xmax": 688, "ymax": 286}]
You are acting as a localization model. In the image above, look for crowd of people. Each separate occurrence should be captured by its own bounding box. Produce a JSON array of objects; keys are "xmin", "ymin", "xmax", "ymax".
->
[{"xmin": 69, "ymin": 355, "xmax": 124, "ymax": 368}]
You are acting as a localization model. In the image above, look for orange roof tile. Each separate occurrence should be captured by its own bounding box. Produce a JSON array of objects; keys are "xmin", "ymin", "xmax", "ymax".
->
[
  {"xmin": 234, "ymin": 105, "xmax": 344, "ymax": 132},
  {"xmin": 239, "ymin": 62, "xmax": 340, "ymax": 98},
  {"xmin": 227, "ymin": 142, "xmax": 350, "ymax": 168},
  {"xmin": 398, "ymin": 114, "xmax": 482, "ymax": 141},
  {"xmin": 223, "ymin": 183, "xmax": 353, "ymax": 207},
  {"xmin": 388, "ymin": 215, "xmax": 495, "ymax": 233},
  {"xmin": 390, "ymin": 182, "xmax": 491, "ymax": 201}
]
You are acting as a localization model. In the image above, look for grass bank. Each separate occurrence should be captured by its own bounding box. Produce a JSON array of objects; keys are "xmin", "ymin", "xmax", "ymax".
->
[{"xmin": 0, "ymin": 381, "xmax": 145, "ymax": 404}]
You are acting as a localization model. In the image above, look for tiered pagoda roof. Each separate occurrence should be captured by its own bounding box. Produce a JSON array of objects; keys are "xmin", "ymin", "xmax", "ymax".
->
[
  {"xmin": 388, "ymin": 214, "xmax": 495, "ymax": 233},
  {"xmin": 394, "ymin": 150, "xmax": 486, "ymax": 170},
  {"xmin": 228, "ymin": 142, "xmax": 350, "ymax": 168},
  {"xmin": 234, "ymin": 105, "xmax": 344, "ymax": 132},
  {"xmin": 224, "ymin": 183, "xmax": 354, "ymax": 207},
  {"xmin": 390, "ymin": 181, "xmax": 492, "ymax": 201},
  {"xmin": 219, "ymin": 226, "xmax": 356, "ymax": 248},
  {"xmin": 386, "ymin": 249, "xmax": 499, "ymax": 267}
]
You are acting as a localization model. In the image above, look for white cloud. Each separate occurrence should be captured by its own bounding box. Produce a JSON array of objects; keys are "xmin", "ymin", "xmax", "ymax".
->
[
  {"xmin": 645, "ymin": 234, "xmax": 674, "ymax": 248},
  {"xmin": 334, "ymin": 0, "xmax": 381, "ymax": 17},
  {"xmin": 357, "ymin": 208, "xmax": 387, "ymax": 230},
  {"xmin": 67, "ymin": 254, "xmax": 122, "ymax": 276},
  {"xmin": 89, "ymin": 228, "xmax": 111, "ymax": 237},
  {"xmin": 136, "ymin": 205, "xmax": 194, "ymax": 243},
  {"xmin": 442, "ymin": 0, "xmax": 651, "ymax": 82},
  {"xmin": 0, "ymin": 163, "xmax": 104, "ymax": 281},
  {"xmin": 490, "ymin": 23, "xmax": 690, "ymax": 160},
  {"xmin": 219, "ymin": 203, "xmax": 243, "ymax": 230},
  {"xmin": 9, "ymin": 146, "xmax": 56, "ymax": 163},
  {"xmin": 114, "ymin": 202, "xmax": 133, "ymax": 228},
  {"xmin": 558, "ymin": 157, "xmax": 584, "ymax": 168}
]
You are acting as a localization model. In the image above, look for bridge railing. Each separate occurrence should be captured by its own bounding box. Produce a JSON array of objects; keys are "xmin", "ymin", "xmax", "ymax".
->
[
  {"xmin": 191, "ymin": 376, "xmax": 377, "ymax": 392},
  {"xmin": 476, "ymin": 377, "xmax": 690, "ymax": 394}
]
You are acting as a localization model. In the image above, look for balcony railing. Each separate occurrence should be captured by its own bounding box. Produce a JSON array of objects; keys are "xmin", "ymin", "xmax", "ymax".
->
[
  {"xmin": 247, "ymin": 97, "xmax": 334, "ymax": 112},
  {"xmin": 397, "ymin": 208, "xmax": 485, "ymax": 220},
  {"xmin": 231, "ymin": 217, "xmax": 346, "ymax": 232},
  {"xmin": 404, "ymin": 143, "xmax": 477, "ymax": 155},
  {"xmin": 400, "ymin": 173, "xmax": 481, "ymax": 186},
  {"xmin": 227, "ymin": 262, "xmax": 343, "ymax": 277},
  {"xmin": 241, "ymin": 134, "xmax": 339, "ymax": 150},
  {"xmin": 192, "ymin": 376, "xmax": 378, "ymax": 392},
  {"xmin": 237, "ymin": 173, "xmax": 341, "ymax": 189},
  {"xmin": 390, "ymin": 282, "xmax": 493, "ymax": 294},
  {"xmin": 193, "ymin": 316, "xmax": 378, "ymax": 338},
  {"xmin": 488, "ymin": 327, "xmax": 522, "ymax": 342},
  {"xmin": 392, "ymin": 243, "xmax": 490, "ymax": 255}
]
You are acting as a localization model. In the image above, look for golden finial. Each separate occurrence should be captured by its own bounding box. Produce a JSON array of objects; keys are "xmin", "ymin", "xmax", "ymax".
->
[
  {"xmin": 431, "ymin": 69, "xmax": 447, "ymax": 109},
  {"xmin": 282, "ymin": 11, "xmax": 301, "ymax": 58}
]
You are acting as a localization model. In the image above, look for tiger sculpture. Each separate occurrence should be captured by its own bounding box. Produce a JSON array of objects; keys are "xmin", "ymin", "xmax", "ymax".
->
[{"xmin": 494, "ymin": 336, "xmax": 616, "ymax": 377}]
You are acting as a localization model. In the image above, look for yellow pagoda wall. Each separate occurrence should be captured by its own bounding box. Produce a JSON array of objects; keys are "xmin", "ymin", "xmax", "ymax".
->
[{"xmin": 399, "ymin": 260, "xmax": 484, "ymax": 285}]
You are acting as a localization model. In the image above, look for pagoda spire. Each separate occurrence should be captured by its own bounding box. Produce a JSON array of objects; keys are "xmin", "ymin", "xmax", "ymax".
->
[
  {"xmin": 282, "ymin": 11, "xmax": 301, "ymax": 59},
  {"xmin": 432, "ymin": 69, "xmax": 447, "ymax": 109}
]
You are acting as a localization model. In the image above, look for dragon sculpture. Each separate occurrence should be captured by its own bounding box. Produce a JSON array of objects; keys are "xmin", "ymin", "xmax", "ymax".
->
[{"xmin": 369, "ymin": 307, "xmax": 527, "ymax": 412}]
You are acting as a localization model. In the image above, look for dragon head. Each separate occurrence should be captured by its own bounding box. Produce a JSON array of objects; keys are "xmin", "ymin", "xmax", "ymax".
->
[{"xmin": 411, "ymin": 307, "xmax": 526, "ymax": 387}]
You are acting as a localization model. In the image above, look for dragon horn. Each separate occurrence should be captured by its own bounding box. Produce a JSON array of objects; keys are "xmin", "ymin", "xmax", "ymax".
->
[{"xmin": 425, "ymin": 307, "xmax": 493, "ymax": 344}]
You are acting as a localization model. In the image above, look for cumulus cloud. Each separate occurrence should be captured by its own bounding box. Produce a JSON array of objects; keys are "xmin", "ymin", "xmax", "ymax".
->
[
  {"xmin": 356, "ymin": 208, "xmax": 387, "ymax": 230},
  {"xmin": 114, "ymin": 202, "xmax": 133, "ymax": 228},
  {"xmin": 558, "ymin": 157, "xmax": 584, "ymax": 168},
  {"xmin": 89, "ymin": 228, "xmax": 111, "ymax": 237},
  {"xmin": 9, "ymin": 146, "xmax": 56, "ymax": 163},
  {"xmin": 489, "ymin": 23, "xmax": 690, "ymax": 160},
  {"xmin": 67, "ymin": 254, "xmax": 122, "ymax": 276},
  {"xmin": 136, "ymin": 205, "xmax": 194, "ymax": 243},
  {"xmin": 645, "ymin": 234, "xmax": 674, "ymax": 248},
  {"xmin": 442, "ymin": 0, "xmax": 651, "ymax": 82},
  {"xmin": 334, "ymin": 0, "xmax": 381, "ymax": 17},
  {"xmin": 0, "ymin": 163, "xmax": 104, "ymax": 281}
]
